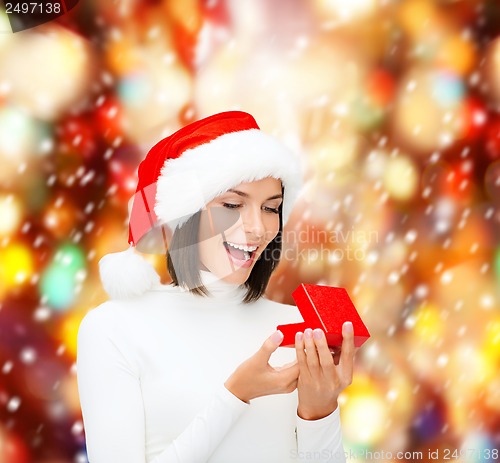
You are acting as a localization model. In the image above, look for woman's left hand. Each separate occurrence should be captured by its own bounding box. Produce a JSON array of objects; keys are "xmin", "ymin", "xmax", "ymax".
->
[{"xmin": 295, "ymin": 321, "xmax": 356, "ymax": 421}]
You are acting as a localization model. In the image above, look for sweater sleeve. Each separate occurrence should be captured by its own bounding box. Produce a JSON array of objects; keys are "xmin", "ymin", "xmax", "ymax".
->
[
  {"xmin": 295, "ymin": 407, "xmax": 346, "ymax": 463},
  {"xmin": 76, "ymin": 306, "xmax": 249, "ymax": 463}
]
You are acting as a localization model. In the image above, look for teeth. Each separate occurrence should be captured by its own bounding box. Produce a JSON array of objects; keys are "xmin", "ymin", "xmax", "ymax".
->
[{"xmin": 226, "ymin": 241, "xmax": 258, "ymax": 252}]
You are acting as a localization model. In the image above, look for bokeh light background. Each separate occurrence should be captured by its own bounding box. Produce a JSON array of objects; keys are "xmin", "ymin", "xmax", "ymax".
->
[{"xmin": 0, "ymin": 0, "xmax": 499, "ymax": 462}]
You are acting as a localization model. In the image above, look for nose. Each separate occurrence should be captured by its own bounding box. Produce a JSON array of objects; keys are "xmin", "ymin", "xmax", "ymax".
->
[{"xmin": 242, "ymin": 204, "xmax": 265, "ymax": 239}]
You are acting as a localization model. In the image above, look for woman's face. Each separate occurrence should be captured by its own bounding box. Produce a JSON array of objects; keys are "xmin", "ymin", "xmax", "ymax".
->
[{"xmin": 198, "ymin": 177, "xmax": 283, "ymax": 285}]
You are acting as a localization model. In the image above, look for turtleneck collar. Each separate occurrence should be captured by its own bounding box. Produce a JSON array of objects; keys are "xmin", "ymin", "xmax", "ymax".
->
[
  {"xmin": 197, "ymin": 270, "xmax": 247, "ymax": 302},
  {"xmin": 152, "ymin": 270, "xmax": 247, "ymax": 303}
]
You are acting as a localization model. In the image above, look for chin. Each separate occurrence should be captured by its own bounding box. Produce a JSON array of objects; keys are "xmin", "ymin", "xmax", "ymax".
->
[{"xmin": 220, "ymin": 268, "xmax": 252, "ymax": 285}]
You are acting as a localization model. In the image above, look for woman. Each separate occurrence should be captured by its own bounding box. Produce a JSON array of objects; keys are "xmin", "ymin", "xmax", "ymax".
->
[{"xmin": 77, "ymin": 111, "xmax": 355, "ymax": 463}]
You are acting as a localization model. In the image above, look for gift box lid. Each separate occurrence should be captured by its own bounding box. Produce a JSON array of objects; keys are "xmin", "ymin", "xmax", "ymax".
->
[{"xmin": 277, "ymin": 283, "xmax": 371, "ymax": 348}]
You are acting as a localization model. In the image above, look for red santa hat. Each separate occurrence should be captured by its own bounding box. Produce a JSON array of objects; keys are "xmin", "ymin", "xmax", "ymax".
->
[{"xmin": 99, "ymin": 110, "xmax": 303, "ymax": 299}]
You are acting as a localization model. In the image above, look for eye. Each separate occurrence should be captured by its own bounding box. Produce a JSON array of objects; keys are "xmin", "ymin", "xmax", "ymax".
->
[
  {"xmin": 263, "ymin": 206, "xmax": 280, "ymax": 214},
  {"xmin": 222, "ymin": 203, "xmax": 241, "ymax": 209}
]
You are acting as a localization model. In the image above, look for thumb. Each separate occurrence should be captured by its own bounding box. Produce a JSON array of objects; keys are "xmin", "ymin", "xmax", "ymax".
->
[
  {"xmin": 275, "ymin": 359, "xmax": 299, "ymax": 373},
  {"xmin": 341, "ymin": 321, "xmax": 355, "ymax": 352},
  {"xmin": 257, "ymin": 330, "xmax": 284, "ymax": 362},
  {"xmin": 339, "ymin": 321, "xmax": 355, "ymax": 378}
]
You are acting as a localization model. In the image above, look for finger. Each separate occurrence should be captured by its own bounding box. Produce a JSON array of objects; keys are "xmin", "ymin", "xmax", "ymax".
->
[
  {"xmin": 313, "ymin": 329, "xmax": 334, "ymax": 371},
  {"xmin": 304, "ymin": 328, "xmax": 320, "ymax": 373},
  {"xmin": 339, "ymin": 321, "xmax": 355, "ymax": 383},
  {"xmin": 295, "ymin": 332, "xmax": 309, "ymax": 376},
  {"xmin": 258, "ymin": 330, "xmax": 284, "ymax": 363}
]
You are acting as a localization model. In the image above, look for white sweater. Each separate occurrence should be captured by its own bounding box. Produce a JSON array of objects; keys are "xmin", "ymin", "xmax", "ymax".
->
[{"xmin": 76, "ymin": 271, "xmax": 346, "ymax": 463}]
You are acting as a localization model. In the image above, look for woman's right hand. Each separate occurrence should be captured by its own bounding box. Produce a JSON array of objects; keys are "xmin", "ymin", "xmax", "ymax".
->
[{"xmin": 224, "ymin": 330, "xmax": 299, "ymax": 403}]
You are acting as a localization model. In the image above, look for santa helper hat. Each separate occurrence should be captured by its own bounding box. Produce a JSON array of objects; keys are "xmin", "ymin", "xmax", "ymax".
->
[{"xmin": 99, "ymin": 111, "xmax": 303, "ymax": 299}]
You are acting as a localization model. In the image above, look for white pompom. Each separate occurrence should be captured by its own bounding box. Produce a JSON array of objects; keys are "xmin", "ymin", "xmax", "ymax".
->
[{"xmin": 98, "ymin": 247, "xmax": 161, "ymax": 299}]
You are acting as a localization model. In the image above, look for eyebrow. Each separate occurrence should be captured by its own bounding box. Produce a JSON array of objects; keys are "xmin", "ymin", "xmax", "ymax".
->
[{"xmin": 226, "ymin": 189, "xmax": 283, "ymax": 201}]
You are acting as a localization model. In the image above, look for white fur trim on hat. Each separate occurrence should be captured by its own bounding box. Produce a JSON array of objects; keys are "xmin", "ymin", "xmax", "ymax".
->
[{"xmin": 154, "ymin": 129, "xmax": 303, "ymax": 227}]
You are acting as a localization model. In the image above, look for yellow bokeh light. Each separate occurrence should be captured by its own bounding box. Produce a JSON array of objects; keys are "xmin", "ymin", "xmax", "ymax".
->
[
  {"xmin": 165, "ymin": 0, "xmax": 203, "ymax": 34},
  {"xmin": 450, "ymin": 343, "xmax": 496, "ymax": 388},
  {"xmin": 340, "ymin": 374, "xmax": 388, "ymax": 445},
  {"xmin": 106, "ymin": 37, "xmax": 141, "ymax": 75},
  {"xmin": 120, "ymin": 58, "xmax": 192, "ymax": 144},
  {"xmin": 59, "ymin": 310, "xmax": 88, "ymax": 358},
  {"xmin": 310, "ymin": 132, "xmax": 360, "ymax": 174},
  {"xmin": 392, "ymin": 67, "xmax": 464, "ymax": 152},
  {"xmin": 0, "ymin": 194, "xmax": 22, "ymax": 237},
  {"xmin": 481, "ymin": 317, "xmax": 500, "ymax": 364},
  {"xmin": 0, "ymin": 242, "xmax": 34, "ymax": 286},
  {"xmin": 383, "ymin": 156, "xmax": 418, "ymax": 201},
  {"xmin": 484, "ymin": 377, "xmax": 500, "ymax": 413},
  {"xmin": 0, "ymin": 25, "xmax": 93, "ymax": 120},
  {"xmin": 315, "ymin": 0, "xmax": 377, "ymax": 22},
  {"xmin": 446, "ymin": 396, "xmax": 468, "ymax": 436},
  {"xmin": 398, "ymin": 0, "xmax": 440, "ymax": 39},
  {"xmin": 438, "ymin": 34, "xmax": 476, "ymax": 76},
  {"xmin": 0, "ymin": 273, "xmax": 6, "ymax": 300},
  {"xmin": 412, "ymin": 303, "xmax": 444, "ymax": 344},
  {"xmin": 0, "ymin": 9, "xmax": 11, "ymax": 36}
]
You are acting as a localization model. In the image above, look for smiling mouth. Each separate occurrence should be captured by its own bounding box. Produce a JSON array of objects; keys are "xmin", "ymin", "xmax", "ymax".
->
[{"xmin": 222, "ymin": 241, "xmax": 258, "ymax": 262}]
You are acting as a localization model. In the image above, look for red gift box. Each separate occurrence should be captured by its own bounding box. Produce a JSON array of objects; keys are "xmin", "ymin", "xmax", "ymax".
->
[{"xmin": 277, "ymin": 284, "xmax": 370, "ymax": 348}]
